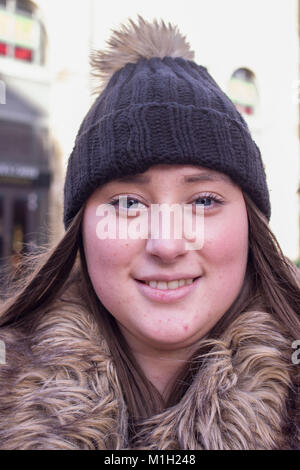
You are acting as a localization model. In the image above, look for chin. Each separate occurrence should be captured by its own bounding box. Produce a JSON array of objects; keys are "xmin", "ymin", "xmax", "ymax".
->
[{"xmin": 144, "ymin": 331, "xmax": 197, "ymax": 349}]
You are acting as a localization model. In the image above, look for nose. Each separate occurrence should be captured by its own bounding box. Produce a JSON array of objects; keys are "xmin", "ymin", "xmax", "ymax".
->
[
  {"xmin": 144, "ymin": 202, "xmax": 194, "ymax": 262},
  {"xmin": 145, "ymin": 237, "xmax": 187, "ymax": 262}
]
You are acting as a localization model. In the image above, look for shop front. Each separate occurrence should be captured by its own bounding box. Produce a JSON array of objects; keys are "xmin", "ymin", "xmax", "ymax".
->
[{"xmin": 0, "ymin": 83, "xmax": 51, "ymax": 292}]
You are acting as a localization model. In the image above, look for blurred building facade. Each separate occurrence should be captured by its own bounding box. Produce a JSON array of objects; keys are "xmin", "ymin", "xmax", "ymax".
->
[
  {"xmin": 0, "ymin": 0, "xmax": 299, "ymax": 282},
  {"xmin": 0, "ymin": 0, "xmax": 53, "ymax": 279},
  {"xmin": 0, "ymin": 0, "xmax": 92, "ymax": 281}
]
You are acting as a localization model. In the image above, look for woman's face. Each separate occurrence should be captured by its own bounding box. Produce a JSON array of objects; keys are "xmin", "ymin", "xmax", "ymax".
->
[{"xmin": 82, "ymin": 164, "xmax": 249, "ymax": 355}]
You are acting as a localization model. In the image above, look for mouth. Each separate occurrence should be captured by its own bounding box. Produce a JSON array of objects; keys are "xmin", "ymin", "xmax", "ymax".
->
[
  {"xmin": 134, "ymin": 276, "xmax": 201, "ymax": 303},
  {"xmin": 136, "ymin": 277, "xmax": 201, "ymax": 290}
]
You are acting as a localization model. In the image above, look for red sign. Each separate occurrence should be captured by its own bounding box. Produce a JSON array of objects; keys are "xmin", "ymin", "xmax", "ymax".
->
[
  {"xmin": 14, "ymin": 45, "xmax": 33, "ymax": 61},
  {"xmin": 0, "ymin": 41, "xmax": 6, "ymax": 55}
]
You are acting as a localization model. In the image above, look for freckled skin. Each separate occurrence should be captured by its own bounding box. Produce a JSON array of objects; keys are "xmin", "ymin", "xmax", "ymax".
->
[{"xmin": 82, "ymin": 163, "xmax": 249, "ymax": 363}]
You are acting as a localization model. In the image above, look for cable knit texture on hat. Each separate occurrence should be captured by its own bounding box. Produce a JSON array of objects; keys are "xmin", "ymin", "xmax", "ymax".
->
[{"xmin": 63, "ymin": 15, "xmax": 271, "ymax": 229}]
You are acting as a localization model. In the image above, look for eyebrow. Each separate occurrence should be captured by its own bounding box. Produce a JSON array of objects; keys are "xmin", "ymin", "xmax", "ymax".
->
[{"xmin": 114, "ymin": 172, "xmax": 232, "ymax": 184}]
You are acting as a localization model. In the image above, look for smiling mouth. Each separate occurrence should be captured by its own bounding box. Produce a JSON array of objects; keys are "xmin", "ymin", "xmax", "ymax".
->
[{"xmin": 136, "ymin": 277, "xmax": 201, "ymax": 290}]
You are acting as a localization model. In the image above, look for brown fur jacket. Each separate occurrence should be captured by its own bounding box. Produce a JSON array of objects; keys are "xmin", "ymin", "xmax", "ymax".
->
[{"xmin": 0, "ymin": 269, "xmax": 299, "ymax": 450}]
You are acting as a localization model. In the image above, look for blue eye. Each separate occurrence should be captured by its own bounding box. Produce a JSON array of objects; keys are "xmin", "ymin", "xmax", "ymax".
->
[
  {"xmin": 193, "ymin": 193, "xmax": 224, "ymax": 209},
  {"xmin": 108, "ymin": 196, "xmax": 146, "ymax": 211}
]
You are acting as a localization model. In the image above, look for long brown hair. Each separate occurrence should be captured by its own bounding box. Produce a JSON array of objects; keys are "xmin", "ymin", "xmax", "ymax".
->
[{"xmin": 0, "ymin": 192, "xmax": 299, "ymax": 428}]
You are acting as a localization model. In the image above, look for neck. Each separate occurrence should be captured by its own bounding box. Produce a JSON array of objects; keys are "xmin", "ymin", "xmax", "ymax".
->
[
  {"xmin": 135, "ymin": 351, "xmax": 189, "ymax": 400},
  {"xmin": 118, "ymin": 324, "xmax": 198, "ymax": 400}
]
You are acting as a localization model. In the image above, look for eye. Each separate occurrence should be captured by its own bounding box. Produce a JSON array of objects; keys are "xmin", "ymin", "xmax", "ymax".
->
[
  {"xmin": 192, "ymin": 192, "xmax": 224, "ymax": 210},
  {"xmin": 108, "ymin": 195, "xmax": 147, "ymax": 213}
]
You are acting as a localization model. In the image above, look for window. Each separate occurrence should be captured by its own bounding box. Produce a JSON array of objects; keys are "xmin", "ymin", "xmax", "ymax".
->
[
  {"xmin": 0, "ymin": 121, "xmax": 33, "ymax": 162},
  {"xmin": 0, "ymin": 0, "xmax": 46, "ymax": 65},
  {"xmin": 16, "ymin": 0, "xmax": 34, "ymax": 16},
  {"xmin": 227, "ymin": 68, "xmax": 258, "ymax": 116}
]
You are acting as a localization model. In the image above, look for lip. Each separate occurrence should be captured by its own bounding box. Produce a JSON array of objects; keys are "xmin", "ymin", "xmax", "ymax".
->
[
  {"xmin": 136, "ymin": 274, "xmax": 201, "ymax": 282},
  {"xmin": 135, "ymin": 276, "xmax": 202, "ymax": 303}
]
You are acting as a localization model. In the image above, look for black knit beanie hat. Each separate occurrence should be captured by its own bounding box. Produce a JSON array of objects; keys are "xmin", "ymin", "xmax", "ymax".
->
[{"xmin": 63, "ymin": 15, "xmax": 271, "ymax": 229}]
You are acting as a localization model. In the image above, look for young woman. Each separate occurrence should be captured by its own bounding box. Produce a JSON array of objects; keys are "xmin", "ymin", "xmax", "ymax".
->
[{"xmin": 0, "ymin": 16, "xmax": 299, "ymax": 450}]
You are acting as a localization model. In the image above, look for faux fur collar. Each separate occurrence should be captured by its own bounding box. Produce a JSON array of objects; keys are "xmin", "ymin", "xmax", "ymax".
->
[{"xmin": 0, "ymin": 274, "xmax": 297, "ymax": 450}]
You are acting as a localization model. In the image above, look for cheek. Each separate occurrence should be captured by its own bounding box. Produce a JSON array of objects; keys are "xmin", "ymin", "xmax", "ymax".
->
[
  {"xmin": 82, "ymin": 207, "xmax": 133, "ymax": 268},
  {"xmin": 82, "ymin": 236, "xmax": 137, "ymax": 313},
  {"xmin": 203, "ymin": 209, "xmax": 249, "ymax": 278},
  {"xmin": 83, "ymin": 225, "xmax": 141, "ymax": 297},
  {"xmin": 84, "ymin": 237, "xmax": 137, "ymax": 274},
  {"xmin": 82, "ymin": 206, "xmax": 146, "ymax": 312}
]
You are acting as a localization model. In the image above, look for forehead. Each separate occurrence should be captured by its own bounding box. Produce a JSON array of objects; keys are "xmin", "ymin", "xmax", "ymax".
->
[{"xmin": 113, "ymin": 164, "xmax": 234, "ymax": 185}]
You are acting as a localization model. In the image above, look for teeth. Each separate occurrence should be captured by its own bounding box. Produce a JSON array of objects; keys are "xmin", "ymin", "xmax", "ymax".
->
[{"xmin": 146, "ymin": 278, "xmax": 195, "ymax": 290}]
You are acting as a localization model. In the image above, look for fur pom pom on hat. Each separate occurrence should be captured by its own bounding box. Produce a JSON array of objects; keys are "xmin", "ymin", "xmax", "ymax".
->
[
  {"xmin": 89, "ymin": 15, "xmax": 195, "ymax": 95},
  {"xmin": 63, "ymin": 15, "xmax": 271, "ymax": 229}
]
